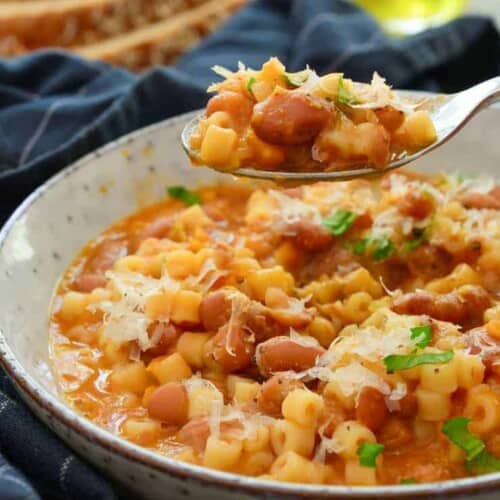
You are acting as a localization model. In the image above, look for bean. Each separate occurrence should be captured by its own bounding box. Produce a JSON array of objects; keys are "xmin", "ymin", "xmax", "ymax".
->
[
  {"xmin": 206, "ymin": 91, "xmax": 254, "ymax": 131},
  {"xmin": 393, "ymin": 285, "xmax": 490, "ymax": 329},
  {"xmin": 212, "ymin": 324, "xmax": 255, "ymax": 372},
  {"xmin": 88, "ymin": 239, "xmax": 127, "ymax": 273},
  {"xmin": 466, "ymin": 327, "xmax": 500, "ymax": 374},
  {"xmin": 178, "ymin": 417, "xmax": 210, "ymax": 453},
  {"xmin": 378, "ymin": 417, "xmax": 412, "ymax": 450},
  {"xmin": 138, "ymin": 216, "xmax": 172, "ymax": 241},
  {"xmin": 256, "ymin": 336, "xmax": 325, "ymax": 377},
  {"xmin": 459, "ymin": 186, "xmax": 500, "ymax": 210},
  {"xmin": 393, "ymin": 391, "xmax": 418, "ymax": 418},
  {"xmin": 74, "ymin": 273, "xmax": 107, "ymax": 292},
  {"xmin": 355, "ymin": 386, "xmax": 388, "ymax": 432},
  {"xmin": 285, "ymin": 219, "xmax": 333, "ymax": 252},
  {"xmin": 397, "ymin": 190, "xmax": 434, "ymax": 219},
  {"xmin": 407, "ymin": 244, "xmax": 454, "ymax": 280},
  {"xmin": 146, "ymin": 382, "xmax": 188, "ymax": 425},
  {"xmin": 199, "ymin": 290, "xmax": 232, "ymax": 332},
  {"xmin": 375, "ymin": 105, "xmax": 405, "ymax": 132},
  {"xmin": 251, "ymin": 89, "xmax": 330, "ymax": 145},
  {"xmin": 318, "ymin": 396, "xmax": 348, "ymax": 438},
  {"xmin": 257, "ymin": 374, "xmax": 303, "ymax": 417}
]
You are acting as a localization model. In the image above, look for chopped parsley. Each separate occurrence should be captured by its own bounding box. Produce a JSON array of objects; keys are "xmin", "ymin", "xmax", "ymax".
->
[
  {"xmin": 353, "ymin": 235, "xmax": 395, "ymax": 261},
  {"xmin": 465, "ymin": 449, "xmax": 500, "ymax": 474},
  {"xmin": 337, "ymin": 77, "xmax": 360, "ymax": 106},
  {"xmin": 404, "ymin": 226, "xmax": 427, "ymax": 251},
  {"xmin": 400, "ymin": 478, "xmax": 416, "ymax": 485},
  {"xmin": 442, "ymin": 418, "xmax": 485, "ymax": 461},
  {"xmin": 357, "ymin": 442, "xmax": 385, "ymax": 468},
  {"xmin": 166, "ymin": 186, "xmax": 200, "ymax": 206},
  {"xmin": 384, "ymin": 350, "xmax": 453, "ymax": 373},
  {"xmin": 410, "ymin": 325, "xmax": 432, "ymax": 349},
  {"xmin": 442, "ymin": 417, "xmax": 500, "ymax": 474},
  {"xmin": 372, "ymin": 235, "xmax": 395, "ymax": 260},
  {"xmin": 322, "ymin": 210, "xmax": 357, "ymax": 236},
  {"xmin": 246, "ymin": 76, "xmax": 256, "ymax": 94},
  {"xmin": 283, "ymin": 70, "xmax": 310, "ymax": 88}
]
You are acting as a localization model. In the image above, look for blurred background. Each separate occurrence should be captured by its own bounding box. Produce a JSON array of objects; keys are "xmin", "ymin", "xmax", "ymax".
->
[{"xmin": 0, "ymin": 0, "xmax": 498, "ymax": 72}]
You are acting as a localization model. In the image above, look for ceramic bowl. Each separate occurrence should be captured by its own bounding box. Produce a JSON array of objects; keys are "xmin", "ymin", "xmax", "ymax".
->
[{"xmin": 1, "ymin": 107, "xmax": 499, "ymax": 500}]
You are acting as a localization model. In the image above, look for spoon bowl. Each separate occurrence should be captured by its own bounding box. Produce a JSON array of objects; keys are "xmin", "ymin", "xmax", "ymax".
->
[{"xmin": 182, "ymin": 77, "xmax": 500, "ymax": 182}]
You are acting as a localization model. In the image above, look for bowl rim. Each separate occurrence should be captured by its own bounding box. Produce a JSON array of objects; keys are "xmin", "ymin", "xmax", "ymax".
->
[{"xmin": 1, "ymin": 108, "xmax": 500, "ymax": 499}]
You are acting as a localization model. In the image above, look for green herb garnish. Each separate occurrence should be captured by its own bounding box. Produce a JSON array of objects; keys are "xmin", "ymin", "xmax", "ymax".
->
[
  {"xmin": 166, "ymin": 186, "xmax": 200, "ymax": 206},
  {"xmin": 410, "ymin": 325, "xmax": 432, "ymax": 349},
  {"xmin": 283, "ymin": 70, "xmax": 310, "ymax": 88},
  {"xmin": 404, "ymin": 227, "xmax": 427, "ymax": 251},
  {"xmin": 442, "ymin": 417, "xmax": 485, "ymax": 461},
  {"xmin": 246, "ymin": 76, "xmax": 256, "ymax": 94},
  {"xmin": 441, "ymin": 417, "xmax": 500, "ymax": 474},
  {"xmin": 372, "ymin": 235, "xmax": 394, "ymax": 260},
  {"xmin": 400, "ymin": 478, "xmax": 417, "ymax": 485},
  {"xmin": 337, "ymin": 77, "xmax": 360, "ymax": 106},
  {"xmin": 357, "ymin": 442, "xmax": 385, "ymax": 468},
  {"xmin": 465, "ymin": 449, "xmax": 500, "ymax": 474},
  {"xmin": 351, "ymin": 235, "xmax": 395, "ymax": 261},
  {"xmin": 322, "ymin": 210, "xmax": 357, "ymax": 236},
  {"xmin": 352, "ymin": 238, "xmax": 368, "ymax": 256},
  {"xmin": 384, "ymin": 350, "xmax": 453, "ymax": 373}
]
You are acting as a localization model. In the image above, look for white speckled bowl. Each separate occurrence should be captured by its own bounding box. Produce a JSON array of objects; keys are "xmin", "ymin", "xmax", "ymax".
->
[{"xmin": 0, "ymin": 107, "xmax": 499, "ymax": 500}]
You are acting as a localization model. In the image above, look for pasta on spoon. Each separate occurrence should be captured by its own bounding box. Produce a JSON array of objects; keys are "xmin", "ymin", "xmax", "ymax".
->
[{"xmin": 188, "ymin": 57, "xmax": 437, "ymax": 174}]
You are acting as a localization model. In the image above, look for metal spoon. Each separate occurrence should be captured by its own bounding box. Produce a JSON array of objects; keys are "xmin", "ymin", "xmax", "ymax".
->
[{"xmin": 181, "ymin": 77, "xmax": 500, "ymax": 182}]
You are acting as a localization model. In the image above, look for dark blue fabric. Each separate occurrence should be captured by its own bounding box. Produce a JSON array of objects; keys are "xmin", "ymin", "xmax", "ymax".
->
[{"xmin": 0, "ymin": 1, "xmax": 498, "ymax": 498}]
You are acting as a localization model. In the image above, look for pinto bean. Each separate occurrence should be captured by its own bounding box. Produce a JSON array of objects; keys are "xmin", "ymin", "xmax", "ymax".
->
[
  {"xmin": 242, "ymin": 308, "xmax": 288, "ymax": 342},
  {"xmin": 199, "ymin": 290, "xmax": 232, "ymax": 332},
  {"xmin": 459, "ymin": 186, "xmax": 500, "ymax": 210},
  {"xmin": 378, "ymin": 417, "xmax": 412, "ymax": 450},
  {"xmin": 144, "ymin": 323, "xmax": 181, "ymax": 357},
  {"xmin": 138, "ymin": 216, "xmax": 172, "ymax": 240},
  {"xmin": 88, "ymin": 239, "xmax": 127, "ymax": 273},
  {"xmin": 285, "ymin": 219, "xmax": 333, "ymax": 252},
  {"xmin": 206, "ymin": 91, "xmax": 254, "ymax": 130},
  {"xmin": 393, "ymin": 391, "xmax": 418, "ymax": 418},
  {"xmin": 177, "ymin": 417, "xmax": 243, "ymax": 453},
  {"xmin": 251, "ymin": 89, "xmax": 330, "ymax": 145},
  {"xmin": 397, "ymin": 190, "xmax": 434, "ymax": 219},
  {"xmin": 74, "ymin": 273, "xmax": 107, "ymax": 292},
  {"xmin": 355, "ymin": 387, "xmax": 388, "ymax": 432},
  {"xmin": 466, "ymin": 327, "xmax": 500, "ymax": 374},
  {"xmin": 407, "ymin": 244, "xmax": 454, "ymax": 280},
  {"xmin": 318, "ymin": 396, "xmax": 348, "ymax": 438},
  {"xmin": 255, "ymin": 336, "xmax": 325, "ymax": 377},
  {"xmin": 257, "ymin": 374, "xmax": 303, "ymax": 417},
  {"xmin": 212, "ymin": 324, "xmax": 255, "ymax": 372},
  {"xmin": 375, "ymin": 105, "xmax": 405, "ymax": 132},
  {"xmin": 300, "ymin": 245, "xmax": 357, "ymax": 282},
  {"xmin": 392, "ymin": 285, "xmax": 490, "ymax": 328},
  {"xmin": 146, "ymin": 382, "xmax": 188, "ymax": 425},
  {"xmin": 178, "ymin": 417, "xmax": 210, "ymax": 453}
]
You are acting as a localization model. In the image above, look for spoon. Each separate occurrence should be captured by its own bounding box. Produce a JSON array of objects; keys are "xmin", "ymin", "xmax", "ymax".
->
[{"xmin": 181, "ymin": 77, "xmax": 500, "ymax": 182}]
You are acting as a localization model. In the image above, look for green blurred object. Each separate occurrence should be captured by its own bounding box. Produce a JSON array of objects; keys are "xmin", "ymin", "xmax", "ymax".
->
[{"xmin": 353, "ymin": 0, "xmax": 468, "ymax": 36}]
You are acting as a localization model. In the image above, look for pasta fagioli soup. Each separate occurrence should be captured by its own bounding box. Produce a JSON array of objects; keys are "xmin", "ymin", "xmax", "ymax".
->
[{"xmin": 49, "ymin": 171, "xmax": 500, "ymax": 486}]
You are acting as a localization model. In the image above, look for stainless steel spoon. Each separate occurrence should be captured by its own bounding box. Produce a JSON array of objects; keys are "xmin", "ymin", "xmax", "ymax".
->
[{"xmin": 181, "ymin": 76, "xmax": 500, "ymax": 182}]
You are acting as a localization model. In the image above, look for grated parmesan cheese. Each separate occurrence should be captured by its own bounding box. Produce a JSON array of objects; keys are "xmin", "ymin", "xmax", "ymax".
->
[
  {"xmin": 94, "ymin": 271, "xmax": 179, "ymax": 351},
  {"xmin": 268, "ymin": 190, "xmax": 322, "ymax": 226}
]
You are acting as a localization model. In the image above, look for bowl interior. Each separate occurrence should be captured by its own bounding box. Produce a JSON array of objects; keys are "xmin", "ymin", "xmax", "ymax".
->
[{"xmin": 0, "ymin": 106, "xmax": 499, "ymax": 497}]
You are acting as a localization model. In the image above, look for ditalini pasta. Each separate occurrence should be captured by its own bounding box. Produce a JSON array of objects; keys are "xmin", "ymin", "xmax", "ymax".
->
[
  {"xmin": 49, "ymin": 171, "xmax": 500, "ymax": 485},
  {"xmin": 188, "ymin": 58, "xmax": 437, "ymax": 172}
]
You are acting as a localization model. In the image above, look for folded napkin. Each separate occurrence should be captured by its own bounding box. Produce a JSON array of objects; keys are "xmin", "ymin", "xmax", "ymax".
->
[{"xmin": 0, "ymin": 1, "xmax": 498, "ymax": 498}]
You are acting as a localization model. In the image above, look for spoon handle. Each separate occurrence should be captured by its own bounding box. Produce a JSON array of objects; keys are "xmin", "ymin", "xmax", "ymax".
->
[{"xmin": 473, "ymin": 76, "xmax": 500, "ymax": 110}]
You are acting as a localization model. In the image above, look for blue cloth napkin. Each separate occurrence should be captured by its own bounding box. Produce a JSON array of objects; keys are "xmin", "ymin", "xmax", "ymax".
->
[{"xmin": 0, "ymin": 1, "xmax": 498, "ymax": 498}]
